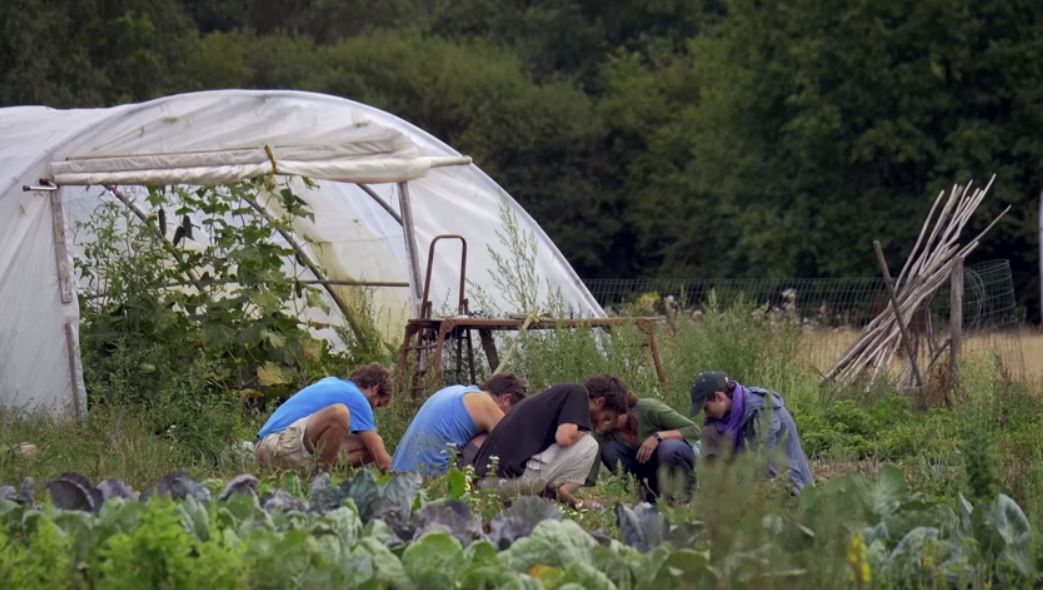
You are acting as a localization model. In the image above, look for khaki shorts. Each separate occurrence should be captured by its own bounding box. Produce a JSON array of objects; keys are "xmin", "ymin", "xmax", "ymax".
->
[
  {"xmin": 482, "ymin": 435, "xmax": 598, "ymax": 496},
  {"xmin": 255, "ymin": 415, "xmax": 313, "ymax": 470}
]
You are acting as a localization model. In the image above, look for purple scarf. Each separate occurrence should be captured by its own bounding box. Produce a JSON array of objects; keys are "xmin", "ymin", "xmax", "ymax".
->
[{"xmin": 705, "ymin": 381, "xmax": 746, "ymax": 448}]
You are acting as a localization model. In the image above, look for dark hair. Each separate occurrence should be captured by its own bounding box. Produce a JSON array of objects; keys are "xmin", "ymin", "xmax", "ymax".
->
[
  {"xmin": 583, "ymin": 374, "xmax": 630, "ymax": 413},
  {"xmin": 724, "ymin": 381, "xmax": 737, "ymax": 398},
  {"xmin": 349, "ymin": 363, "xmax": 393, "ymax": 401},
  {"xmin": 480, "ymin": 373, "xmax": 528, "ymax": 405}
]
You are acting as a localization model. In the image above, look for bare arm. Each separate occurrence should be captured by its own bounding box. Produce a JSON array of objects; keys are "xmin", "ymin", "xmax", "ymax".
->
[
  {"xmin": 357, "ymin": 430, "xmax": 392, "ymax": 471},
  {"xmin": 463, "ymin": 392, "xmax": 506, "ymax": 433},
  {"xmin": 555, "ymin": 423, "xmax": 585, "ymax": 447},
  {"xmin": 556, "ymin": 482, "xmax": 583, "ymax": 507}
]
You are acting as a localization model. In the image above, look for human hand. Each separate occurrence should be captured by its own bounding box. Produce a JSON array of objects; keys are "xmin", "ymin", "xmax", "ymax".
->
[{"xmin": 636, "ymin": 435, "xmax": 659, "ymax": 463}]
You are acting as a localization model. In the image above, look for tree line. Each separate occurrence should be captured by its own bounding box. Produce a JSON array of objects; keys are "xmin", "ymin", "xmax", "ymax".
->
[{"xmin": 3, "ymin": 0, "xmax": 1041, "ymax": 320}]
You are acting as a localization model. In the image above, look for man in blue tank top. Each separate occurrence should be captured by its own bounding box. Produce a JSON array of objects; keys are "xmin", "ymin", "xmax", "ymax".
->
[
  {"xmin": 391, "ymin": 373, "xmax": 527, "ymax": 475},
  {"xmin": 255, "ymin": 363, "xmax": 394, "ymax": 472}
]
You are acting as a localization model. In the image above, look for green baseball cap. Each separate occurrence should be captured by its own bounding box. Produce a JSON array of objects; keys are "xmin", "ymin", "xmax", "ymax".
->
[{"xmin": 689, "ymin": 371, "xmax": 729, "ymax": 416}]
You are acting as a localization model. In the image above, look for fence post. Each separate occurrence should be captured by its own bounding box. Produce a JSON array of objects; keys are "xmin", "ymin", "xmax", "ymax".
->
[{"xmin": 949, "ymin": 257, "xmax": 964, "ymax": 398}]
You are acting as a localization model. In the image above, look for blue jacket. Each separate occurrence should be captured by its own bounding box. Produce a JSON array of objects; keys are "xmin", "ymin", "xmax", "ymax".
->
[{"xmin": 736, "ymin": 386, "xmax": 814, "ymax": 494}]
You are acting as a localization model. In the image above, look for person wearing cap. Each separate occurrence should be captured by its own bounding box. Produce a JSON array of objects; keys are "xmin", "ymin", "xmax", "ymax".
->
[
  {"xmin": 586, "ymin": 394, "xmax": 700, "ymax": 503},
  {"xmin": 689, "ymin": 371, "xmax": 813, "ymax": 493}
]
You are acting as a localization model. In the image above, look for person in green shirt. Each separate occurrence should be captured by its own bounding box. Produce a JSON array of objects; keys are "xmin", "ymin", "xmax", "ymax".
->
[{"xmin": 588, "ymin": 396, "xmax": 699, "ymax": 502}]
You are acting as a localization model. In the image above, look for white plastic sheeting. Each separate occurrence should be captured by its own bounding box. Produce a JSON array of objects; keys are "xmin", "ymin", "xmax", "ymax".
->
[{"xmin": 0, "ymin": 90, "xmax": 602, "ymax": 416}]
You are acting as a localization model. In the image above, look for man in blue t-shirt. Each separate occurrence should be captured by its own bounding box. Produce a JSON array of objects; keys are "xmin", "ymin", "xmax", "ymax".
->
[
  {"xmin": 255, "ymin": 363, "xmax": 394, "ymax": 471},
  {"xmin": 391, "ymin": 373, "xmax": 527, "ymax": 475}
]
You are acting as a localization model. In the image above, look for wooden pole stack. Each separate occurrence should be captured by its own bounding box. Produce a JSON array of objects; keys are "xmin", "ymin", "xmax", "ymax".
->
[{"xmin": 823, "ymin": 176, "xmax": 1009, "ymax": 390}]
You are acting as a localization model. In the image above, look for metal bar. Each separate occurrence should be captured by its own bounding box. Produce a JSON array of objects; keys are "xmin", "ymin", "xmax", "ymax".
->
[
  {"xmin": 405, "ymin": 316, "xmax": 664, "ymax": 330},
  {"xmin": 420, "ymin": 234, "xmax": 468, "ymax": 319},
  {"xmin": 356, "ymin": 183, "xmax": 402, "ymax": 225},
  {"xmin": 397, "ymin": 182, "xmax": 424, "ymax": 306},
  {"xmin": 23, "ymin": 182, "xmax": 59, "ymax": 192},
  {"xmin": 427, "ymin": 156, "xmax": 474, "ymax": 169},
  {"xmin": 301, "ymin": 279, "xmax": 409, "ymax": 288},
  {"xmin": 49, "ymin": 189, "xmax": 74, "ymax": 304},
  {"xmin": 873, "ymin": 240, "xmax": 925, "ymax": 404}
]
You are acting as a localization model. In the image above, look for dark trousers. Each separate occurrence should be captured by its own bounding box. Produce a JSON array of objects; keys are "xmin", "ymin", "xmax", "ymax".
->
[{"xmin": 602, "ymin": 439, "xmax": 695, "ymax": 502}]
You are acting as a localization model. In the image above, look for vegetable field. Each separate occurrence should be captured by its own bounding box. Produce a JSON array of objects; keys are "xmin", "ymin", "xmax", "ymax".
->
[{"xmin": 1, "ymin": 462, "xmax": 1036, "ymax": 589}]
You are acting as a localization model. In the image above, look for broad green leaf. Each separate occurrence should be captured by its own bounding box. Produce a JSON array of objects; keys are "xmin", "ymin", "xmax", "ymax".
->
[
  {"xmin": 447, "ymin": 470, "xmax": 467, "ymax": 500},
  {"xmin": 279, "ymin": 472, "xmax": 303, "ymax": 497},
  {"xmin": 261, "ymin": 329, "xmax": 286, "ymax": 349},
  {"xmin": 347, "ymin": 470, "xmax": 380, "ymax": 522},
  {"xmin": 616, "ymin": 503, "xmax": 665, "ymax": 552},
  {"xmin": 548, "ymin": 562, "xmax": 618, "ymax": 590},
  {"xmin": 311, "ymin": 505, "xmax": 363, "ymax": 549},
  {"xmin": 402, "ymin": 532, "xmax": 464, "ymax": 587},
  {"xmin": 868, "ymin": 465, "xmax": 908, "ymax": 519},
  {"xmin": 177, "ymin": 497, "xmax": 211, "ymax": 542},
  {"xmin": 499, "ymin": 519, "xmax": 597, "ymax": 572},
  {"xmin": 357, "ymin": 537, "xmax": 414, "ymax": 590}
]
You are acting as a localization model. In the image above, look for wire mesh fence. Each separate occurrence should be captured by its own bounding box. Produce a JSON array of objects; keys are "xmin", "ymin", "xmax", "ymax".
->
[{"xmin": 585, "ymin": 259, "xmax": 1026, "ymax": 379}]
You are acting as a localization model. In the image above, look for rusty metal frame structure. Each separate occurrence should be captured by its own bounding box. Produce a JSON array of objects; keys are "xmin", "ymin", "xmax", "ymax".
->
[{"xmin": 399, "ymin": 233, "xmax": 668, "ymax": 397}]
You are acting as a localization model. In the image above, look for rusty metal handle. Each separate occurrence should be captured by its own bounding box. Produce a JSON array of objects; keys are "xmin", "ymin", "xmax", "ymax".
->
[{"xmin": 420, "ymin": 234, "xmax": 468, "ymax": 319}]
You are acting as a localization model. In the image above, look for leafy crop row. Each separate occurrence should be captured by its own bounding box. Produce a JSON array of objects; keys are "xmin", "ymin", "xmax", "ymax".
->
[{"xmin": 0, "ymin": 464, "xmax": 1036, "ymax": 589}]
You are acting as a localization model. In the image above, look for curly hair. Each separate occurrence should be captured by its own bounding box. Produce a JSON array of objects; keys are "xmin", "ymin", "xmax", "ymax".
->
[
  {"xmin": 480, "ymin": 373, "xmax": 528, "ymax": 405},
  {"xmin": 583, "ymin": 374, "xmax": 631, "ymax": 413},
  {"xmin": 348, "ymin": 362, "xmax": 393, "ymax": 401}
]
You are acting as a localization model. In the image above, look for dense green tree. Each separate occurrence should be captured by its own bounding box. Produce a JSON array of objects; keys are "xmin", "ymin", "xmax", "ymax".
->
[
  {"xmin": 638, "ymin": 0, "xmax": 1043, "ymax": 316},
  {"xmin": 1, "ymin": 0, "xmax": 1041, "ymax": 318},
  {"xmin": 309, "ymin": 32, "xmax": 618, "ymax": 272},
  {"xmin": 0, "ymin": 0, "xmax": 198, "ymax": 106}
]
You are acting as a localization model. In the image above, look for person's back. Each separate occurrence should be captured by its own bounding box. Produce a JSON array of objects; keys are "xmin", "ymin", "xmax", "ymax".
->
[
  {"xmin": 254, "ymin": 363, "xmax": 394, "ymax": 472},
  {"xmin": 472, "ymin": 383, "xmax": 590, "ymax": 478},
  {"xmin": 391, "ymin": 385, "xmax": 480, "ymax": 474},
  {"xmin": 257, "ymin": 377, "xmax": 373, "ymax": 440},
  {"xmin": 739, "ymin": 386, "xmax": 814, "ymax": 493}
]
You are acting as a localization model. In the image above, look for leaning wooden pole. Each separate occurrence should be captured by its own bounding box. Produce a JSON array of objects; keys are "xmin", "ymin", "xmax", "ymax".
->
[
  {"xmin": 949, "ymin": 257, "xmax": 964, "ymax": 400},
  {"xmin": 874, "ymin": 240, "xmax": 926, "ymax": 406}
]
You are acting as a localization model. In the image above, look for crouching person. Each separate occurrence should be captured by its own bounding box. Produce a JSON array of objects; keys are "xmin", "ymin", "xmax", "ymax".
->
[
  {"xmin": 255, "ymin": 363, "xmax": 394, "ymax": 472},
  {"xmin": 689, "ymin": 371, "xmax": 813, "ymax": 493},
  {"xmin": 472, "ymin": 375, "xmax": 630, "ymax": 507},
  {"xmin": 390, "ymin": 373, "xmax": 528, "ymax": 475},
  {"xmin": 589, "ymin": 394, "xmax": 699, "ymax": 503}
]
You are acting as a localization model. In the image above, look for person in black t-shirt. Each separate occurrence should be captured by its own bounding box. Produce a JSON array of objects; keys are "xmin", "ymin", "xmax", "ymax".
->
[{"xmin": 471, "ymin": 374, "xmax": 631, "ymax": 507}]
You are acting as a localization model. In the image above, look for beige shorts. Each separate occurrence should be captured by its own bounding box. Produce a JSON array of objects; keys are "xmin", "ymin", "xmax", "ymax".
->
[
  {"xmin": 255, "ymin": 415, "xmax": 313, "ymax": 470},
  {"xmin": 482, "ymin": 434, "xmax": 598, "ymax": 496}
]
